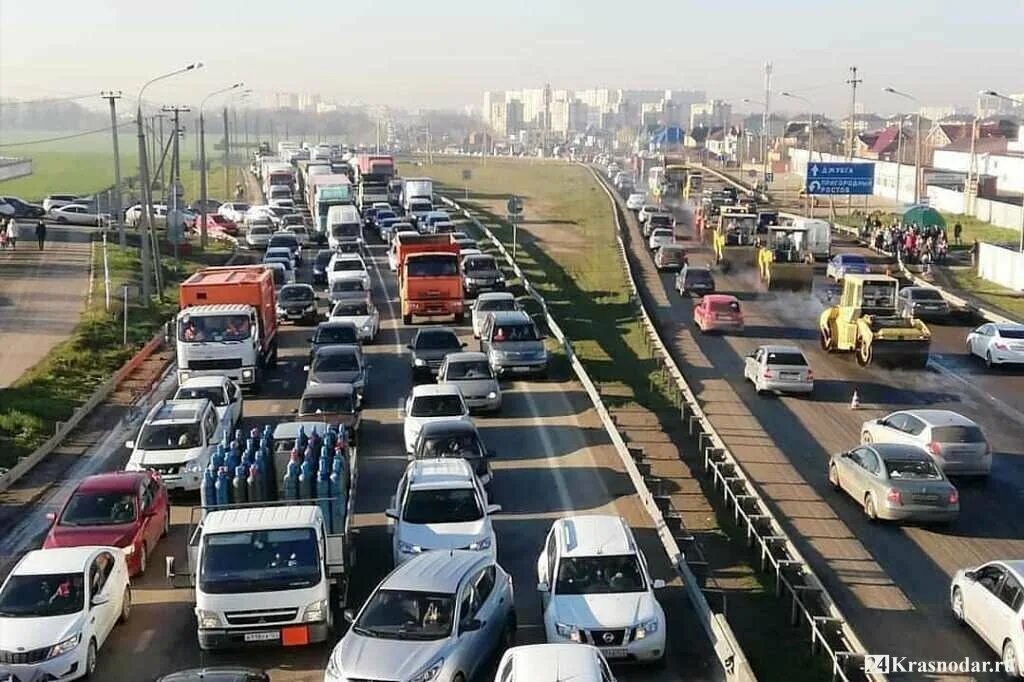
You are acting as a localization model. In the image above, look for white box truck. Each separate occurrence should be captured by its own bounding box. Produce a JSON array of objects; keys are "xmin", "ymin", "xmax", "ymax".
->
[
  {"xmin": 791, "ymin": 217, "xmax": 832, "ymax": 261},
  {"xmin": 401, "ymin": 178, "xmax": 433, "ymax": 213}
]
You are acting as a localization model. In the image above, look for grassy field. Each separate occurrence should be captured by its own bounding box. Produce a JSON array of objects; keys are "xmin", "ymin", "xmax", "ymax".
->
[
  {"xmin": 945, "ymin": 268, "xmax": 1024, "ymax": 320},
  {"xmin": 416, "ymin": 156, "xmax": 828, "ymax": 681},
  {"xmin": 0, "ymin": 239, "xmax": 230, "ymax": 469}
]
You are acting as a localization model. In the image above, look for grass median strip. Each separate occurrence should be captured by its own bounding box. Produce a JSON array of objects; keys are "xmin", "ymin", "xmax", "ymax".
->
[
  {"xmin": 419, "ymin": 156, "xmax": 829, "ymax": 680},
  {"xmin": 0, "ymin": 239, "xmax": 230, "ymax": 470}
]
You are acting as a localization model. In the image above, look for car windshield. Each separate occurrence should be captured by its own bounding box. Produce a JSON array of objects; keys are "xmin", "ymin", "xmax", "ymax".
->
[
  {"xmin": 491, "ymin": 323, "xmax": 538, "ymax": 342},
  {"xmin": 408, "ymin": 255, "xmax": 458, "ymax": 277},
  {"xmin": 911, "ymin": 289, "xmax": 944, "ymax": 301},
  {"xmin": 885, "ymin": 459, "xmax": 942, "ymax": 480},
  {"xmin": 410, "ymin": 395, "xmax": 464, "ymax": 417},
  {"xmin": 932, "ymin": 425, "xmax": 986, "ymax": 443},
  {"xmin": 331, "ymin": 279, "xmax": 366, "ymax": 293},
  {"xmin": 840, "ymin": 255, "xmax": 866, "ymax": 265},
  {"xmin": 478, "ymin": 298, "xmax": 517, "ymax": 312},
  {"xmin": 376, "ymin": 211, "xmax": 396, "ymax": 221},
  {"xmin": 332, "ymin": 302, "xmax": 370, "ymax": 317},
  {"xmin": 464, "ymin": 257, "xmax": 497, "ymax": 273},
  {"xmin": 765, "ymin": 351, "xmax": 806, "ymax": 366},
  {"xmin": 331, "ymin": 224, "xmax": 361, "ymax": 238},
  {"xmin": 178, "ymin": 314, "xmax": 252, "ymax": 342},
  {"xmin": 555, "ymin": 555, "xmax": 646, "ymax": 595},
  {"xmin": 249, "ymin": 226, "xmax": 271, "ymax": 236},
  {"xmin": 138, "ymin": 423, "xmax": 202, "ymax": 450},
  {"xmin": 998, "ymin": 328, "xmax": 1024, "ymax": 339},
  {"xmin": 333, "ymin": 259, "xmax": 364, "ymax": 271},
  {"xmin": 199, "ymin": 529, "xmax": 321, "ymax": 594},
  {"xmin": 420, "ymin": 433, "xmax": 483, "ymax": 459},
  {"xmin": 266, "ymin": 250, "xmax": 292, "ymax": 263},
  {"xmin": 445, "ymin": 361, "xmax": 492, "ymax": 380},
  {"xmin": 686, "ymin": 269, "xmax": 713, "ymax": 283},
  {"xmin": 60, "ymin": 492, "xmax": 136, "ymax": 526},
  {"xmin": 279, "ymin": 286, "xmax": 313, "ymax": 302},
  {"xmin": 314, "ymin": 326, "xmax": 358, "ymax": 344},
  {"xmin": 313, "ymin": 352, "xmax": 359, "ymax": 372},
  {"xmin": 415, "ymin": 332, "xmax": 460, "ymax": 350},
  {"xmin": 403, "ymin": 487, "xmax": 482, "ymax": 524},
  {"xmin": 354, "ymin": 589, "xmax": 454, "ymax": 640},
  {"xmin": 301, "ymin": 394, "xmax": 354, "ymax": 415},
  {"xmin": 652, "ymin": 229, "xmax": 673, "ymax": 237},
  {"xmin": 269, "ymin": 236, "xmax": 297, "ymax": 249},
  {"xmin": 862, "ymin": 284, "xmax": 896, "ymax": 308},
  {"xmin": 175, "ymin": 386, "xmax": 227, "ymax": 406},
  {"xmin": 0, "ymin": 573, "xmax": 86, "ymax": 617}
]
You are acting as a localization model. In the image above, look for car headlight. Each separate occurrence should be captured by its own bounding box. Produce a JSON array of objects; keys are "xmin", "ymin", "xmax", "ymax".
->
[
  {"xmin": 301, "ymin": 598, "xmax": 328, "ymax": 623},
  {"xmin": 634, "ymin": 618, "xmax": 660, "ymax": 639},
  {"xmin": 47, "ymin": 633, "xmax": 81, "ymax": 659},
  {"xmin": 124, "ymin": 460, "xmax": 143, "ymax": 471},
  {"xmin": 398, "ymin": 540, "xmax": 422, "ymax": 555},
  {"xmin": 469, "ymin": 537, "xmax": 492, "ymax": 551},
  {"xmin": 410, "ymin": 659, "xmax": 444, "ymax": 682},
  {"xmin": 183, "ymin": 458, "xmax": 204, "ymax": 474},
  {"xmin": 413, "ymin": 358, "xmax": 426, "ymax": 366},
  {"xmin": 178, "ymin": 371, "xmax": 191, "ymax": 382},
  {"xmin": 241, "ymin": 368, "xmax": 254, "ymax": 380},
  {"xmin": 276, "ymin": 307, "xmax": 286, "ymax": 315},
  {"xmin": 362, "ymin": 320, "xmax": 373, "ymax": 330},
  {"xmin": 197, "ymin": 609, "xmax": 222, "ymax": 628},
  {"xmin": 555, "ymin": 622, "xmax": 582, "ymax": 642},
  {"xmin": 487, "ymin": 391, "xmax": 497, "ymax": 399}
]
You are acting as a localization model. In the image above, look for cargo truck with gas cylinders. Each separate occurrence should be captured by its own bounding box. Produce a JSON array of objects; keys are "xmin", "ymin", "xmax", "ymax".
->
[
  {"xmin": 177, "ymin": 266, "xmax": 279, "ymax": 392},
  {"xmin": 165, "ymin": 421, "xmax": 358, "ymax": 651},
  {"xmin": 396, "ymin": 234, "xmax": 463, "ymax": 324}
]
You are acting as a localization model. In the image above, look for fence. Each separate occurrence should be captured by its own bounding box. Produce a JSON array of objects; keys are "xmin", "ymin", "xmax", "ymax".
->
[{"xmin": 440, "ymin": 194, "xmax": 755, "ymax": 682}]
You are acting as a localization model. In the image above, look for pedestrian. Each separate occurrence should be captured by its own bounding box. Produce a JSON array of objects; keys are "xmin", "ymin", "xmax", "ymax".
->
[
  {"xmin": 953, "ymin": 222, "xmax": 963, "ymax": 246},
  {"xmin": 35, "ymin": 220, "xmax": 46, "ymax": 251},
  {"xmin": 5, "ymin": 217, "xmax": 17, "ymax": 250},
  {"xmin": 970, "ymin": 239, "xmax": 980, "ymax": 267}
]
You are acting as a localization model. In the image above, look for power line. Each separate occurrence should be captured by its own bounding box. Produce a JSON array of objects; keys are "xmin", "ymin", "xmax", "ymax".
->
[
  {"xmin": 0, "ymin": 122, "xmax": 134, "ymax": 147},
  {"xmin": 0, "ymin": 93, "xmax": 98, "ymax": 107}
]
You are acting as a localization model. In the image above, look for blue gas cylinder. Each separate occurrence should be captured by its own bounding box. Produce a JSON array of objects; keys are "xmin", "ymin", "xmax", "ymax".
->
[
  {"xmin": 215, "ymin": 466, "xmax": 231, "ymax": 506},
  {"xmin": 247, "ymin": 465, "xmax": 262, "ymax": 503},
  {"xmin": 225, "ymin": 448, "xmax": 240, "ymax": 473},
  {"xmin": 296, "ymin": 425, "xmax": 308, "ymax": 452},
  {"xmin": 232, "ymin": 464, "xmax": 248, "ymax": 504},
  {"xmin": 254, "ymin": 448, "xmax": 272, "ymax": 499},
  {"xmin": 234, "ymin": 428, "xmax": 243, "ymax": 444},
  {"xmin": 316, "ymin": 470, "xmax": 331, "ymax": 531},
  {"xmin": 201, "ymin": 469, "xmax": 217, "ymax": 509},
  {"xmin": 211, "ymin": 445, "xmax": 225, "ymax": 471},
  {"xmin": 329, "ymin": 470, "xmax": 346, "ymax": 532},
  {"xmin": 283, "ymin": 453, "xmax": 300, "ymax": 500},
  {"xmin": 299, "ymin": 459, "xmax": 315, "ymax": 499}
]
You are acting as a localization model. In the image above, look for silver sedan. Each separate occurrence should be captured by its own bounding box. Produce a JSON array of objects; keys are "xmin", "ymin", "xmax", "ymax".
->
[
  {"xmin": 50, "ymin": 203, "xmax": 110, "ymax": 226},
  {"xmin": 438, "ymin": 351, "xmax": 502, "ymax": 413},
  {"xmin": 828, "ymin": 442, "xmax": 959, "ymax": 523}
]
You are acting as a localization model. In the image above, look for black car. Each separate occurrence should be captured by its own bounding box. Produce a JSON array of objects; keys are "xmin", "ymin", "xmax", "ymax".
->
[
  {"xmin": 412, "ymin": 419, "xmax": 496, "ymax": 489},
  {"xmin": 308, "ymin": 321, "xmax": 360, "ymax": 361},
  {"xmin": 157, "ymin": 668, "xmax": 269, "ymax": 682},
  {"xmin": 407, "ymin": 327, "xmax": 466, "ymax": 381},
  {"xmin": 462, "ymin": 254, "xmax": 506, "ymax": 297},
  {"xmin": 312, "ymin": 249, "xmax": 333, "ymax": 284},
  {"xmin": 276, "ymin": 284, "xmax": 318, "ymax": 325},
  {"xmin": 0, "ymin": 195, "xmax": 45, "ymax": 219},
  {"xmin": 267, "ymin": 233, "xmax": 302, "ymax": 265},
  {"xmin": 675, "ymin": 264, "xmax": 716, "ymax": 296},
  {"xmin": 363, "ymin": 206, "xmax": 379, "ymax": 227}
]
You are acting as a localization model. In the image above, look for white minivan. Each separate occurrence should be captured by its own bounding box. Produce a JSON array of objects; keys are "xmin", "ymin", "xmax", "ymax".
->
[
  {"xmin": 327, "ymin": 204, "xmax": 363, "ymax": 251},
  {"xmin": 790, "ymin": 217, "xmax": 831, "ymax": 261}
]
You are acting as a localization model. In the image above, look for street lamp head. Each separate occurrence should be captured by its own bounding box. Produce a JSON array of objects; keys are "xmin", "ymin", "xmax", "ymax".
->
[
  {"xmin": 882, "ymin": 87, "xmax": 897, "ymax": 94},
  {"xmin": 232, "ymin": 82, "xmax": 244, "ymax": 89},
  {"xmin": 188, "ymin": 62, "xmax": 204, "ymax": 71}
]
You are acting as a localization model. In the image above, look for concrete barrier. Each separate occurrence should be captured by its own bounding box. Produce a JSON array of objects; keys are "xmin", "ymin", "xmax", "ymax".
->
[{"xmin": 440, "ymin": 194, "xmax": 753, "ymax": 682}]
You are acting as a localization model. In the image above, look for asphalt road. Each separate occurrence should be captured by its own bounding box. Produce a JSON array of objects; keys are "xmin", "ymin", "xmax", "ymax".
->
[
  {"xmin": 11, "ymin": 234, "xmax": 722, "ymax": 680},
  {"xmin": 0, "ymin": 225, "xmax": 92, "ymax": 387},
  {"xmin": 602, "ymin": 168, "xmax": 1024, "ymax": 677}
]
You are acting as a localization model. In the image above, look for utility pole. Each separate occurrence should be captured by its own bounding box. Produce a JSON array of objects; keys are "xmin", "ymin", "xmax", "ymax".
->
[
  {"xmin": 846, "ymin": 66, "xmax": 862, "ymax": 215},
  {"xmin": 762, "ymin": 61, "xmax": 772, "ymax": 187},
  {"xmin": 162, "ymin": 105, "xmax": 190, "ymax": 261},
  {"xmin": 223, "ymin": 107, "xmax": 230, "ymax": 199},
  {"xmin": 157, "ymin": 114, "xmax": 167, "ymax": 193},
  {"xmin": 101, "ymin": 91, "xmax": 126, "ymax": 247},
  {"xmin": 136, "ymin": 110, "xmax": 154, "ymax": 302},
  {"xmin": 232, "ymin": 107, "xmax": 239, "ymax": 183}
]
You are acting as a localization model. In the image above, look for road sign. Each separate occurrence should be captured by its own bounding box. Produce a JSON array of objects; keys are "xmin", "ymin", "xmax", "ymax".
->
[
  {"xmin": 462, "ymin": 169, "xmax": 472, "ymax": 181},
  {"xmin": 805, "ymin": 162, "xmax": 874, "ymax": 195},
  {"xmin": 506, "ymin": 196, "xmax": 524, "ymax": 214}
]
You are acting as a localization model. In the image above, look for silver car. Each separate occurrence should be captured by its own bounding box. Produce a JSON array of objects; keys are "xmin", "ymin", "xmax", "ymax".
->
[
  {"xmin": 479, "ymin": 310, "xmax": 548, "ymax": 378},
  {"xmin": 828, "ymin": 442, "xmax": 960, "ymax": 523},
  {"xmin": 324, "ymin": 550, "xmax": 516, "ymax": 682},
  {"xmin": 438, "ymin": 351, "xmax": 501, "ymax": 413},
  {"xmin": 860, "ymin": 409, "xmax": 991, "ymax": 478},
  {"xmin": 471, "ymin": 292, "xmax": 519, "ymax": 338},
  {"xmin": 743, "ymin": 345, "xmax": 813, "ymax": 395}
]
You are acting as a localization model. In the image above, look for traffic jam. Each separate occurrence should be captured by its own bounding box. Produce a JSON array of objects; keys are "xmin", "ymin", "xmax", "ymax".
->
[{"xmin": 604, "ymin": 153, "xmax": 1024, "ymax": 675}]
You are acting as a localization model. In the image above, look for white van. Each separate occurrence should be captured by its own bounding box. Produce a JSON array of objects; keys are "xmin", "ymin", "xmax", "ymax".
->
[
  {"xmin": 791, "ymin": 217, "xmax": 831, "ymax": 261},
  {"xmin": 327, "ymin": 204, "xmax": 363, "ymax": 251}
]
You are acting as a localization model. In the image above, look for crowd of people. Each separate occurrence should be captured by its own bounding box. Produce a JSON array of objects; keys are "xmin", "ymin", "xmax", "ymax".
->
[
  {"xmin": 863, "ymin": 216, "xmax": 977, "ymax": 273},
  {"xmin": 0, "ymin": 217, "xmax": 48, "ymax": 251}
]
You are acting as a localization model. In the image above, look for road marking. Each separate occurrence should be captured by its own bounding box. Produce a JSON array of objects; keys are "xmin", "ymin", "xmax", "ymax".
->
[
  {"xmin": 365, "ymin": 242, "xmax": 403, "ymax": 355},
  {"xmin": 133, "ymin": 628, "xmax": 155, "ymax": 654}
]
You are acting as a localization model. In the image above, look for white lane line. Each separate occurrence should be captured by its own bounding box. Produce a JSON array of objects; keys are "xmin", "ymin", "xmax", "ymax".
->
[
  {"xmin": 365, "ymin": 242, "xmax": 403, "ymax": 355},
  {"xmin": 517, "ymin": 381, "xmax": 574, "ymax": 512}
]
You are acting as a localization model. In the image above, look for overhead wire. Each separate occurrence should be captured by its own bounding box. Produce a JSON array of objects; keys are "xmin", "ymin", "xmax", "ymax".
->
[{"xmin": 0, "ymin": 122, "xmax": 134, "ymax": 148}]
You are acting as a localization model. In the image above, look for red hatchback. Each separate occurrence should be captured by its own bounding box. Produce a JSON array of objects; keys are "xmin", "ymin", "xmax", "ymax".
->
[
  {"xmin": 43, "ymin": 471, "xmax": 170, "ymax": 576},
  {"xmin": 694, "ymin": 294, "xmax": 745, "ymax": 334}
]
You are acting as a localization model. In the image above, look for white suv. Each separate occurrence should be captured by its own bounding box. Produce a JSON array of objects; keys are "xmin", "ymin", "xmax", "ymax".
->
[
  {"xmin": 386, "ymin": 458, "xmax": 500, "ymax": 566},
  {"xmin": 401, "ymin": 383, "xmax": 472, "ymax": 454},
  {"xmin": 496, "ymin": 644, "xmax": 617, "ymax": 682},
  {"xmin": 537, "ymin": 515, "xmax": 666, "ymax": 663},
  {"xmin": 124, "ymin": 399, "xmax": 225, "ymax": 491}
]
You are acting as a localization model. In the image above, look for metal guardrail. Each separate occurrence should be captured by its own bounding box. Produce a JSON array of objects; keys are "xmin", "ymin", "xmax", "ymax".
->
[
  {"xmin": 583, "ymin": 165, "xmax": 882, "ymax": 682},
  {"xmin": 440, "ymin": 194, "xmax": 754, "ymax": 682}
]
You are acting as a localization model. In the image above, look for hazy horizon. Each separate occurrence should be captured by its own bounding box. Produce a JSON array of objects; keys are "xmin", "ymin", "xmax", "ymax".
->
[{"xmin": 1, "ymin": 0, "xmax": 1021, "ymax": 117}]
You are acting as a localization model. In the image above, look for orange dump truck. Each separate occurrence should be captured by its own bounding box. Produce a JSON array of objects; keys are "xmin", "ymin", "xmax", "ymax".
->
[
  {"xmin": 177, "ymin": 265, "xmax": 279, "ymax": 391},
  {"xmin": 396, "ymin": 234, "xmax": 463, "ymax": 324}
]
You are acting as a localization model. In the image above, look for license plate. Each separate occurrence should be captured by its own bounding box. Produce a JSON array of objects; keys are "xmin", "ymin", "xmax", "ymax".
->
[
  {"xmin": 513, "ymin": 366, "xmax": 533, "ymax": 372},
  {"xmin": 601, "ymin": 647, "xmax": 629, "ymax": 659},
  {"xmin": 244, "ymin": 631, "xmax": 280, "ymax": 642},
  {"xmin": 780, "ymin": 372, "xmax": 798, "ymax": 379}
]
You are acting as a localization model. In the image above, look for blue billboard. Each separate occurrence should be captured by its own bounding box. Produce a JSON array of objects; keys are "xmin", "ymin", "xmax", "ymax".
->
[{"xmin": 805, "ymin": 162, "xmax": 875, "ymax": 195}]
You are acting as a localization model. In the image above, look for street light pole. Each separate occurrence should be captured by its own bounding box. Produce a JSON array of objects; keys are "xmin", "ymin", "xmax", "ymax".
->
[
  {"xmin": 882, "ymin": 87, "xmax": 923, "ymax": 204},
  {"xmin": 199, "ymin": 83, "xmax": 244, "ymax": 249}
]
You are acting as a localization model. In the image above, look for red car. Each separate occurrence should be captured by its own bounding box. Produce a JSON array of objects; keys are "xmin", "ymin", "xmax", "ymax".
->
[
  {"xmin": 693, "ymin": 294, "xmax": 745, "ymax": 334},
  {"xmin": 202, "ymin": 213, "xmax": 239, "ymax": 236},
  {"xmin": 43, "ymin": 471, "xmax": 170, "ymax": 576}
]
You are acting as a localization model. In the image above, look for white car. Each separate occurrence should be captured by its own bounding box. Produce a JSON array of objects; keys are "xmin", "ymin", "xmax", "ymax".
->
[
  {"xmin": 966, "ymin": 322, "xmax": 1024, "ymax": 368},
  {"xmin": 244, "ymin": 225, "xmax": 273, "ymax": 249},
  {"xmin": 496, "ymin": 644, "xmax": 618, "ymax": 682},
  {"xmin": 637, "ymin": 205, "xmax": 660, "ymax": 223},
  {"xmin": 218, "ymin": 201, "xmax": 250, "ymax": 223},
  {"xmin": 401, "ymin": 383, "xmax": 472, "ymax": 454},
  {"xmin": 0, "ymin": 547, "xmax": 131, "ymax": 682},
  {"xmin": 471, "ymin": 292, "xmax": 520, "ymax": 338},
  {"xmin": 245, "ymin": 205, "xmax": 279, "ymax": 227},
  {"xmin": 860, "ymin": 409, "xmax": 991, "ymax": 478},
  {"xmin": 951, "ymin": 560, "xmax": 1024, "ymax": 676},
  {"xmin": 648, "ymin": 228, "xmax": 675, "ymax": 251},
  {"xmin": 387, "ymin": 457, "xmax": 500, "ymax": 566},
  {"xmin": 626, "ymin": 193, "xmax": 646, "ymax": 211},
  {"xmin": 264, "ymin": 246, "xmax": 294, "ymax": 266},
  {"xmin": 51, "ymin": 204, "xmax": 110, "ymax": 226},
  {"xmin": 460, "ymin": 248, "xmax": 482, "ymax": 259},
  {"xmin": 173, "ymin": 375, "xmax": 244, "ymax": 432},
  {"xmin": 825, "ymin": 253, "xmax": 870, "ymax": 281},
  {"xmin": 328, "ymin": 300, "xmax": 379, "ymax": 343},
  {"xmin": 124, "ymin": 399, "xmax": 226, "ymax": 491},
  {"xmin": 743, "ymin": 345, "xmax": 814, "ymax": 395},
  {"xmin": 43, "ymin": 194, "xmax": 84, "ymax": 213},
  {"xmin": 327, "ymin": 253, "xmax": 370, "ymax": 290},
  {"xmin": 537, "ymin": 514, "xmax": 666, "ymax": 663}
]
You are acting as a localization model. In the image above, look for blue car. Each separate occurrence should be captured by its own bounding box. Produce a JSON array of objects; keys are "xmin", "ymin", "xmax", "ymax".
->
[{"xmin": 826, "ymin": 253, "xmax": 870, "ymax": 282}]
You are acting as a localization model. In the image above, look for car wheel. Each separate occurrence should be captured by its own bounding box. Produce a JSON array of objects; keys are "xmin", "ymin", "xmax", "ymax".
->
[
  {"xmin": 986, "ymin": 351, "xmax": 994, "ymax": 369},
  {"xmin": 452, "ymin": 675, "xmax": 466, "ymax": 682},
  {"xmin": 951, "ymin": 587, "xmax": 965, "ymax": 625},
  {"xmin": 57, "ymin": 216, "xmax": 67, "ymax": 224},
  {"xmin": 1004, "ymin": 640, "xmax": 1020, "ymax": 678},
  {"xmin": 403, "ymin": 313, "xmax": 413, "ymax": 325},
  {"xmin": 84, "ymin": 639, "xmax": 97, "ymax": 678},
  {"xmin": 864, "ymin": 493, "xmax": 878, "ymax": 522},
  {"xmin": 856, "ymin": 341, "xmax": 872, "ymax": 367},
  {"xmin": 828, "ymin": 463, "xmax": 840, "ymax": 490},
  {"xmin": 119, "ymin": 586, "xmax": 132, "ymax": 624}
]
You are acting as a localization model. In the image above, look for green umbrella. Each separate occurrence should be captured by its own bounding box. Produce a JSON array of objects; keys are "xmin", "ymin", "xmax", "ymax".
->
[{"xmin": 902, "ymin": 204, "xmax": 946, "ymax": 228}]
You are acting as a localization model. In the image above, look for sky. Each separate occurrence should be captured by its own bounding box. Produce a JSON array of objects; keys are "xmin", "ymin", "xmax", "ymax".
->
[{"xmin": 1, "ymin": 0, "xmax": 1022, "ymax": 117}]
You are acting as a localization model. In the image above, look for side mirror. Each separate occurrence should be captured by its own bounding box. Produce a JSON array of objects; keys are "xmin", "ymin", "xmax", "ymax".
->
[
  {"xmin": 344, "ymin": 609, "xmax": 356, "ymax": 624},
  {"xmin": 536, "ymin": 581, "xmax": 550, "ymax": 593},
  {"xmin": 165, "ymin": 556, "xmax": 176, "ymax": 582},
  {"xmin": 384, "ymin": 508, "xmax": 399, "ymax": 520},
  {"xmin": 91, "ymin": 594, "xmax": 110, "ymax": 607},
  {"xmin": 964, "ymin": 570, "xmax": 978, "ymax": 581},
  {"xmin": 307, "ymin": 337, "xmax": 313, "ymax": 343},
  {"xmin": 406, "ymin": 344, "xmax": 414, "ymax": 350},
  {"xmin": 486, "ymin": 504, "xmax": 502, "ymax": 514},
  {"xmin": 460, "ymin": 618, "xmax": 484, "ymax": 633},
  {"xmin": 124, "ymin": 440, "xmax": 135, "ymax": 450},
  {"xmin": 652, "ymin": 579, "xmax": 667, "ymax": 589},
  {"xmin": 291, "ymin": 408, "xmax": 298, "ymax": 414},
  {"xmin": 45, "ymin": 511, "xmax": 57, "ymax": 523}
]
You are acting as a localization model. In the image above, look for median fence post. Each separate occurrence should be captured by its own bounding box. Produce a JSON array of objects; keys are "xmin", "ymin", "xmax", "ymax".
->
[
  {"xmin": 103, "ymin": 232, "xmax": 111, "ymax": 311},
  {"xmin": 123, "ymin": 286, "xmax": 129, "ymax": 346}
]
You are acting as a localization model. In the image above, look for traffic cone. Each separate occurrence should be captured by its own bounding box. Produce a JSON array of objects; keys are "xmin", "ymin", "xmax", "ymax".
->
[{"xmin": 850, "ymin": 390, "xmax": 860, "ymax": 410}]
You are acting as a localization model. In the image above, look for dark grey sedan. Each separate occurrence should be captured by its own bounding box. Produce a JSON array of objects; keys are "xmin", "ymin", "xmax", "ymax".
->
[
  {"xmin": 407, "ymin": 327, "xmax": 466, "ymax": 381},
  {"xmin": 896, "ymin": 286, "xmax": 951, "ymax": 322},
  {"xmin": 304, "ymin": 344, "xmax": 368, "ymax": 401}
]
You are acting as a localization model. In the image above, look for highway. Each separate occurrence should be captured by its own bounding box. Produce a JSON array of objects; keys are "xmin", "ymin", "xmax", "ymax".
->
[
  {"xmin": 598, "ymin": 166, "xmax": 1024, "ymax": 675},
  {"xmin": 1, "ymin": 229, "xmax": 720, "ymax": 680}
]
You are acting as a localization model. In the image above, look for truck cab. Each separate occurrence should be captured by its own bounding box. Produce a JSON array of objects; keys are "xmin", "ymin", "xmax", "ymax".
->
[{"xmin": 397, "ymin": 235, "xmax": 463, "ymax": 324}]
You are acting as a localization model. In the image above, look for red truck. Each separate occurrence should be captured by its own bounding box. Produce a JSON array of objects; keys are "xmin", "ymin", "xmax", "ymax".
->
[
  {"xmin": 356, "ymin": 154, "xmax": 395, "ymax": 182},
  {"xmin": 396, "ymin": 234, "xmax": 463, "ymax": 324},
  {"xmin": 176, "ymin": 265, "xmax": 279, "ymax": 391}
]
